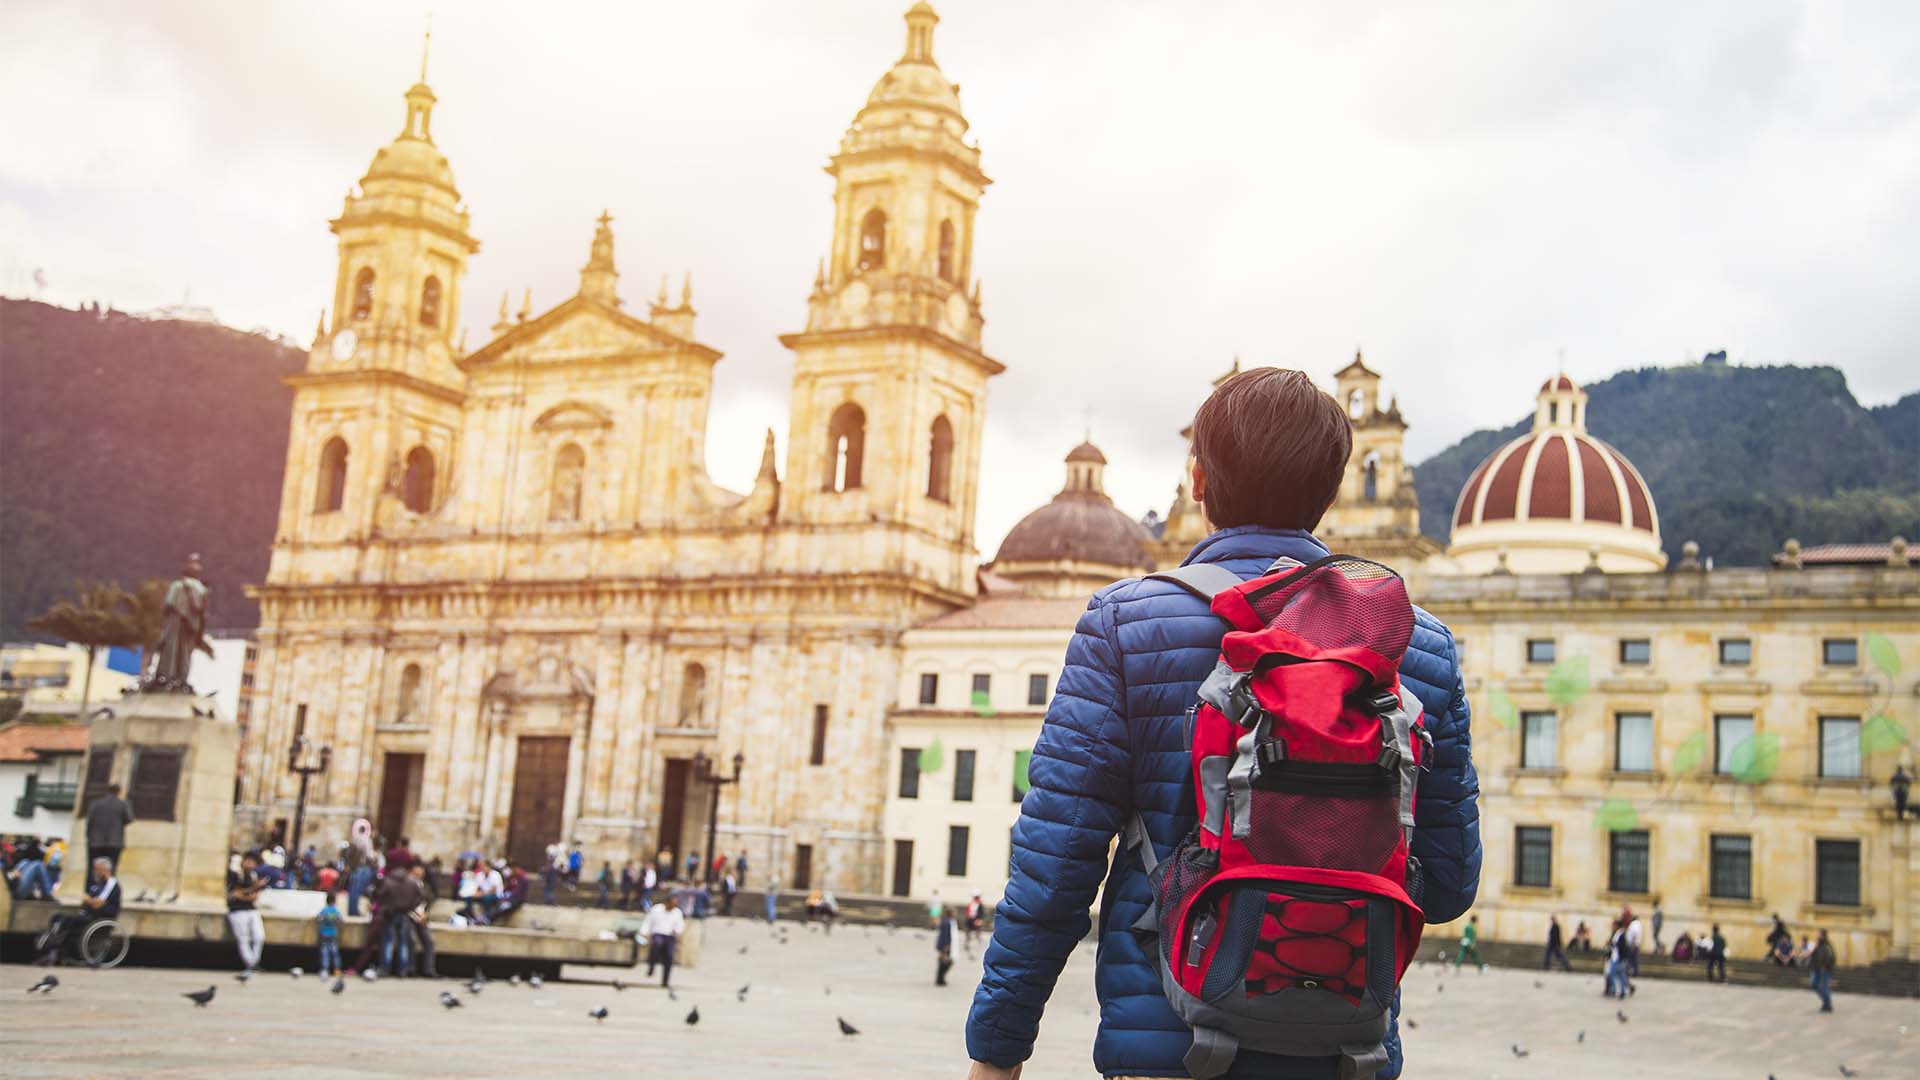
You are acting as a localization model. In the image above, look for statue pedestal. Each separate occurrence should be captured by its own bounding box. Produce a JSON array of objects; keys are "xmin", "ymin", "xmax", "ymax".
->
[{"xmin": 67, "ymin": 693, "xmax": 237, "ymax": 904}]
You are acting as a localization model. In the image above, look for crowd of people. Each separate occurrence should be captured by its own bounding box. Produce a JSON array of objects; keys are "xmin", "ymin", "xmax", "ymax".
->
[{"xmin": 1534, "ymin": 902, "xmax": 1841, "ymax": 1011}]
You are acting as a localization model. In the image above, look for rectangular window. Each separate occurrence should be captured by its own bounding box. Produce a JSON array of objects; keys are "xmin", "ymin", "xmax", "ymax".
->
[
  {"xmin": 1618, "ymin": 639, "xmax": 1651, "ymax": 665},
  {"xmin": 971, "ymin": 673, "xmax": 992, "ymax": 702},
  {"xmin": 1718, "ymin": 638, "xmax": 1751, "ymax": 666},
  {"xmin": 1614, "ymin": 713, "xmax": 1654, "ymax": 772},
  {"xmin": 1819, "ymin": 716, "xmax": 1862, "ymax": 779},
  {"xmin": 1815, "ymin": 839, "xmax": 1860, "ymax": 906},
  {"xmin": 1526, "ymin": 638, "xmax": 1556, "ymax": 665},
  {"xmin": 1709, "ymin": 834, "xmax": 1752, "ymax": 900},
  {"xmin": 1714, "ymin": 714, "xmax": 1754, "ymax": 775},
  {"xmin": 809, "ymin": 705, "xmax": 829, "ymax": 766},
  {"xmin": 1011, "ymin": 749, "xmax": 1031, "ymax": 804},
  {"xmin": 953, "ymin": 749, "xmax": 976, "ymax": 802},
  {"xmin": 1513, "ymin": 826, "xmax": 1552, "ymax": 887},
  {"xmin": 947, "ymin": 825, "xmax": 970, "ymax": 878},
  {"xmin": 82, "ymin": 747, "xmax": 117, "ymax": 809},
  {"xmin": 1520, "ymin": 711, "xmax": 1557, "ymax": 769},
  {"xmin": 898, "ymin": 747, "xmax": 921, "ymax": 799},
  {"xmin": 918, "ymin": 673, "xmax": 939, "ymax": 706},
  {"xmin": 1608, "ymin": 830, "xmax": 1650, "ymax": 894},
  {"xmin": 1822, "ymin": 638, "xmax": 1858, "ymax": 666},
  {"xmin": 129, "ymin": 746, "xmax": 185, "ymax": 822},
  {"xmin": 1027, "ymin": 673, "xmax": 1048, "ymax": 707},
  {"xmin": 294, "ymin": 703, "xmax": 308, "ymax": 740}
]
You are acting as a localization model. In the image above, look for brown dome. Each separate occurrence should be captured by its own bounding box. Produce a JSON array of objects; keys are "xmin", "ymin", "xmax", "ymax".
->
[
  {"xmin": 994, "ymin": 491, "xmax": 1153, "ymax": 570},
  {"xmin": 1453, "ymin": 429, "xmax": 1654, "ymax": 533},
  {"xmin": 1065, "ymin": 441, "xmax": 1107, "ymax": 465}
]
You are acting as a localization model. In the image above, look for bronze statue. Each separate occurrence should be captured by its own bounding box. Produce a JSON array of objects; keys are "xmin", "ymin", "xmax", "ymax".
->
[{"xmin": 141, "ymin": 553, "xmax": 213, "ymax": 692}]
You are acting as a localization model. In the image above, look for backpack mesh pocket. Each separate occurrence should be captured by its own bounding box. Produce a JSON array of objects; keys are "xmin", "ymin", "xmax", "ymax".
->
[{"xmin": 1157, "ymin": 837, "xmax": 1217, "ymax": 972}]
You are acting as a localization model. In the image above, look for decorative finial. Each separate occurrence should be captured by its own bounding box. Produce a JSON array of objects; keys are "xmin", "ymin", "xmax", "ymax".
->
[
  {"xmin": 903, "ymin": 2, "xmax": 939, "ymax": 63},
  {"xmin": 657, "ymin": 274, "xmax": 669, "ymax": 307},
  {"xmin": 814, "ymin": 258, "xmax": 826, "ymax": 289},
  {"xmin": 757, "ymin": 428, "xmax": 779, "ymax": 480},
  {"xmin": 313, "ymin": 308, "xmax": 328, "ymax": 346},
  {"xmin": 597, "ymin": 208, "xmax": 612, "ymax": 228},
  {"xmin": 420, "ymin": 12, "xmax": 433, "ymax": 83},
  {"xmin": 681, "ymin": 272, "xmax": 693, "ymax": 308},
  {"xmin": 517, "ymin": 288, "xmax": 532, "ymax": 322},
  {"xmin": 497, "ymin": 290, "xmax": 509, "ymax": 320}
]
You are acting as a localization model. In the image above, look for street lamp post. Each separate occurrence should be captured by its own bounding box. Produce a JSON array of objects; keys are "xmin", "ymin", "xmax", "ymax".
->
[
  {"xmin": 287, "ymin": 733, "xmax": 332, "ymax": 863},
  {"xmin": 691, "ymin": 749, "xmax": 745, "ymax": 886}
]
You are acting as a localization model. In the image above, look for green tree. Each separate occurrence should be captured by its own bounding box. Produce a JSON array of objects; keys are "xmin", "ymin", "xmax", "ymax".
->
[{"xmin": 26, "ymin": 581, "xmax": 149, "ymax": 721}]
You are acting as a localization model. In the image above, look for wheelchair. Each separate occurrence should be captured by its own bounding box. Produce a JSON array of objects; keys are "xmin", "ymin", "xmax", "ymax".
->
[{"xmin": 32, "ymin": 916, "xmax": 132, "ymax": 969}]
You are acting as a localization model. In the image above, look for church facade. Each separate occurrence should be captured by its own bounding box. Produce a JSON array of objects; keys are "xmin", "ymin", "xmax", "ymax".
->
[{"xmin": 237, "ymin": 4, "xmax": 996, "ymax": 890}]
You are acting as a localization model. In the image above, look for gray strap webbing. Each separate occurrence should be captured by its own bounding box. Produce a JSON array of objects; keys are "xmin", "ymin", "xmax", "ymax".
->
[
  {"xmin": 1125, "ymin": 813, "xmax": 1162, "ymax": 936},
  {"xmin": 1146, "ymin": 563, "xmax": 1245, "ymax": 601},
  {"xmin": 1184, "ymin": 1025, "xmax": 1240, "ymax": 1079}
]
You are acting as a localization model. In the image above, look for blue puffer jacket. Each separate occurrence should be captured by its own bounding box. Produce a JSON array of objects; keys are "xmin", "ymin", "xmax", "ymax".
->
[{"xmin": 966, "ymin": 526, "xmax": 1481, "ymax": 1078}]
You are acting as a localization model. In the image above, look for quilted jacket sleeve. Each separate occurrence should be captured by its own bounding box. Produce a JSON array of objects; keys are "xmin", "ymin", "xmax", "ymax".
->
[
  {"xmin": 965, "ymin": 596, "xmax": 1132, "ymax": 1067},
  {"xmin": 1409, "ymin": 631, "xmax": 1481, "ymax": 925}
]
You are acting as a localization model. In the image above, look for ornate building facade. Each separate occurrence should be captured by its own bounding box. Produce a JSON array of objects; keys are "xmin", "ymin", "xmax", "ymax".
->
[{"xmin": 239, "ymin": 4, "xmax": 996, "ymax": 889}]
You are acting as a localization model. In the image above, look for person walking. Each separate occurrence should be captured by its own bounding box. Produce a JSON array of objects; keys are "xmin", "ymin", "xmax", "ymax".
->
[
  {"xmin": 1893, "ymin": 765, "xmax": 1912, "ymax": 820},
  {"xmin": 344, "ymin": 821, "xmax": 379, "ymax": 917},
  {"xmin": 964, "ymin": 368, "xmax": 1482, "ymax": 1080},
  {"xmin": 1706, "ymin": 923, "xmax": 1728, "ymax": 983},
  {"xmin": 640, "ymin": 861, "xmax": 658, "ymax": 911},
  {"xmin": 763, "ymin": 874, "xmax": 780, "ymax": 924},
  {"xmin": 315, "ymin": 890, "xmax": 343, "ymax": 977},
  {"xmin": 642, "ymin": 893, "xmax": 685, "ymax": 988},
  {"xmin": 84, "ymin": 783, "xmax": 134, "ymax": 873},
  {"xmin": 1543, "ymin": 914, "xmax": 1573, "ymax": 972},
  {"xmin": 619, "ymin": 861, "xmax": 637, "ymax": 910},
  {"xmin": 735, "ymin": 850, "xmax": 749, "ymax": 889},
  {"xmin": 1650, "ymin": 900, "xmax": 1665, "ymax": 956},
  {"xmin": 964, "ymin": 890, "xmax": 985, "ymax": 951},
  {"xmin": 226, "ymin": 852, "xmax": 266, "ymax": 973},
  {"xmin": 1456, "ymin": 913, "xmax": 1485, "ymax": 971},
  {"xmin": 721, "ymin": 869, "xmax": 738, "ymax": 916},
  {"xmin": 1809, "ymin": 929, "xmax": 1836, "ymax": 1012},
  {"xmin": 1624, "ymin": 908, "xmax": 1643, "ymax": 976},
  {"xmin": 936, "ymin": 907, "xmax": 956, "ymax": 986},
  {"xmin": 596, "ymin": 861, "xmax": 612, "ymax": 908}
]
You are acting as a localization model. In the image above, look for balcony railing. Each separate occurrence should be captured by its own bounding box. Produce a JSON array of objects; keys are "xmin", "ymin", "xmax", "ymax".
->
[{"xmin": 13, "ymin": 776, "xmax": 79, "ymax": 816}]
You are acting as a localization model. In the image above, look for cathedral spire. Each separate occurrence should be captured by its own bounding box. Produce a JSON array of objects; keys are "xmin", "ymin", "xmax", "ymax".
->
[
  {"xmin": 757, "ymin": 428, "xmax": 779, "ymax": 480},
  {"xmin": 903, "ymin": 2, "xmax": 939, "ymax": 63},
  {"xmin": 578, "ymin": 210, "xmax": 619, "ymax": 306}
]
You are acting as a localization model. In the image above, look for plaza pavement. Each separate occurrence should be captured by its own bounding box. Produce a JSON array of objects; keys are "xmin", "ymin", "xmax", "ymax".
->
[{"xmin": 2, "ymin": 916, "xmax": 1911, "ymax": 1078}]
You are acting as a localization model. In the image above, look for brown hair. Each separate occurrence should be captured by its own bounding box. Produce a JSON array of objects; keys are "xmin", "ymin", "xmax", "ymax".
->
[{"xmin": 1190, "ymin": 367, "xmax": 1351, "ymax": 530}]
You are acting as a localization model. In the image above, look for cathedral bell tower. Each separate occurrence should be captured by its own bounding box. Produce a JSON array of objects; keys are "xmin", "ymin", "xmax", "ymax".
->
[
  {"xmin": 778, "ymin": 3, "xmax": 1002, "ymax": 599},
  {"xmin": 277, "ymin": 42, "xmax": 477, "ymax": 545}
]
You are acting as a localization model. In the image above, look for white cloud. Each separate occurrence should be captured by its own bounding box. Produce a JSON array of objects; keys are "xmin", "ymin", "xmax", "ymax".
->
[{"xmin": 3, "ymin": 0, "xmax": 1915, "ymax": 555}]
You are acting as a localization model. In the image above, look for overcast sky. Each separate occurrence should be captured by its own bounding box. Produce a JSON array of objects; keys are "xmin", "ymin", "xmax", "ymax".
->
[{"xmin": 4, "ymin": 0, "xmax": 1916, "ymax": 555}]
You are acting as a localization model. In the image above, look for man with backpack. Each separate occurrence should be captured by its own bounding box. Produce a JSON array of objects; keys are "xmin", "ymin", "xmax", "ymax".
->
[{"xmin": 965, "ymin": 367, "xmax": 1481, "ymax": 1080}]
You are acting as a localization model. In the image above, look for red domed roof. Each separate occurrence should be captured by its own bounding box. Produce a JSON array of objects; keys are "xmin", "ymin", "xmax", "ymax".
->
[
  {"xmin": 1452, "ymin": 428, "xmax": 1655, "ymax": 534},
  {"xmin": 1540, "ymin": 373, "xmax": 1579, "ymax": 393}
]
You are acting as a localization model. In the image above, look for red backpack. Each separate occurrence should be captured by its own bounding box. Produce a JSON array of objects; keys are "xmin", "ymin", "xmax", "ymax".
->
[{"xmin": 1128, "ymin": 555, "xmax": 1429, "ymax": 1080}]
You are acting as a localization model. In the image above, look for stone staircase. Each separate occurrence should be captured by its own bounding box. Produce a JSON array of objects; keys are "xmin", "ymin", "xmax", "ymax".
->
[{"xmin": 1424, "ymin": 934, "xmax": 1918, "ymax": 998}]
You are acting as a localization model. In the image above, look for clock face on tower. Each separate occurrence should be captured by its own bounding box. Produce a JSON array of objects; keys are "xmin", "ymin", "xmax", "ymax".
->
[{"xmin": 330, "ymin": 328, "xmax": 359, "ymax": 363}]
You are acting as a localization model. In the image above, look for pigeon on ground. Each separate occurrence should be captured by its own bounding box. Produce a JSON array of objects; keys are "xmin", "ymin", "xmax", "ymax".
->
[
  {"xmin": 737, "ymin": 983, "xmax": 750, "ymax": 1002},
  {"xmin": 876, "ymin": 947, "xmax": 886, "ymax": 955},
  {"xmin": 184, "ymin": 986, "xmax": 216, "ymax": 1007},
  {"xmin": 1435, "ymin": 983, "xmax": 1443, "ymax": 994},
  {"xmin": 439, "ymin": 992, "xmax": 463, "ymax": 1009},
  {"xmin": 508, "ymin": 974, "xmax": 521, "ymax": 987},
  {"xmin": 234, "ymin": 970, "xmax": 251, "ymax": 985},
  {"xmin": 668, "ymin": 987, "xmax": 679, "ymax": 1002},
  {"xmin": 289, "ymin": 967, "xmax": 304, "ymax": 979},
  {"xmin": 739, "ymin": 945, "xmax": 749, "ymax": 955},
  {"xmin": 611, "ymin": 979, "xmax": 626, "ymax": 992},
  {"xmin": 1839, "ymin": 1068, "xmax": 1860, "ymax": 1078},
  {"xmin": 1511, "ymin": 1044, "xmax": 1530, "ymax": 1059},
  {"xmin": 838, "ymin": 1017, "xmax": 861, "ymax": 1037},
  {"xmin": 685, "ymin": 1006, "xmax": 700, "ymax": 1026},
  {"xmin": 529, "ymin": 974, "xmax": 543, "ymax": 989},
  {"xmin": 467, "ymin": 979, "xmax": 484, "ymax": 995},
  {"xmin": 825, "ymin": 985, "xmax": 832, "ymax": 997},
  {"xmin": 1533, "ymin": 980, "xmax": 1543, "ymax": 988},
  {"xmin": 1616, "ymin": 1010, "xmax": 1629, "ymax": 1023},
  {"xmin": 1577, "ymin": 1030, "xmax": 1585, "ymax": 1043},
  {"xmin": 360, "ymin": 969, "xmax": 378, "ymax": 982},
  {"xmin": 331, "ymin": 978, "xmax": 345, "ymax": 995},
  {"xmin": 134, "ymin": 890, "xmax": 152, "ymax": 903},
  {"xmin": 1405, "ymin": 1018, "xmax": 1418, "ymax": 1030},
  {"xmin": 161, "ymin": 893, "xmax": 179, "ymax": 904},
  {"xmin": 27, "ymin": 975, "xmax": 58, "ymax": 994},
  {"xmin": 588, "ymin": 1007, "xmax": 609, "ymax": 1022}
]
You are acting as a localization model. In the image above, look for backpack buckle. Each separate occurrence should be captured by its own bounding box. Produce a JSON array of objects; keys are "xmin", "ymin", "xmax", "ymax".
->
[
  {"xmin": 1255, "ymin": 738, "xmax": 1288, "ymax": 770},
  {"xmin": 1226, "ymin": 677, "xmax": 1267, "ymax": 729},
  {"xmin": 1363, "ymin": 689, "xmax": 1400, "ymax": 715}
]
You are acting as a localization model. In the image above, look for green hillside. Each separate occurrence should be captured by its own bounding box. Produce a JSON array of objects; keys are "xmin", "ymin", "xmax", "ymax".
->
[
  {"xmin": 1414, "ymin": 356, "xmax": 1920, "ymax": 568},
  {"xmin": 0, "ymin": 298, "xmax": 304, "ymax": 639}
]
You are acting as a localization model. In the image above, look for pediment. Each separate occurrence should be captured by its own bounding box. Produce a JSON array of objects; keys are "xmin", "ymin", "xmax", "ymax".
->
[
  {"xmin": 533, "ymin": 400, "xmax": 614, "ymax": 431},
  {"xmin": 461, "ymin": 296, "xmax": 701, "ymax": 371}
]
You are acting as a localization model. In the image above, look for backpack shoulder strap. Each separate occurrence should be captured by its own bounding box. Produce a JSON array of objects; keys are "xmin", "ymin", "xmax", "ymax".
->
[{"xmin": 1145, "ymin": 563, "xmax": 1246, "ymax": 601}]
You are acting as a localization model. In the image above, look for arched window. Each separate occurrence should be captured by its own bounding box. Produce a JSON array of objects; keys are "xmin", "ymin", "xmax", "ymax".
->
[
  {"xmin": 927, "ymin": 414, "xmax": 954, "ymax": 503},
  {"xmin": 857, "ymin": 209, "xmax": 887, "ymax": 272},
  {"xmin": 549, "ymin": 443, "xmax": 586, "ymax": 521},
  {"xmin": 677, "ymin": 662, "xmax": 707, "ymax": 727},
  {"xmin": 824, "ymin": 403, "xmax": 866, "ymax": 492},
  {"xmin": 1362, "ymin": 451, "xmax": 1380, "ymax": 502},
  {"xmin": 937, "ymin": 220, "xmax": 956, "ymax": 282},
  {"xmin": 351, "ymin": 268, "xmax": 376, "ymax": 322},
  {"xmin": 419, "ymin": 276, "xmax": 442, "ymax": 328},
  {"xmin": 402, "ymin": 446, "xmax": 435, "ymax": 513},
  {"xmin": 316, "ymin": 436, "xmax": 349, "ymax": 512},
  {"xmin": 397, "ymin": 663, "xmax": 423, "ymax": 721},
  {"xmin": 1347, "ymin": 389, "xmax": 1366, "ymax": 420}
]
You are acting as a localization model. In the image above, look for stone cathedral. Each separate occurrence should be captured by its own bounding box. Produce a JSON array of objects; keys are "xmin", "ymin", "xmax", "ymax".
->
[{"xmin": 238, "ymin": 4, "xmax": 998, "ymax": 890}]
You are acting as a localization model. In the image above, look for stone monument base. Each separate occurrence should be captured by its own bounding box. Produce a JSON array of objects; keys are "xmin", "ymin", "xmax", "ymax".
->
[{"xmin": 67, "ymin": 692, "xmax": 237, "ymax": 904}]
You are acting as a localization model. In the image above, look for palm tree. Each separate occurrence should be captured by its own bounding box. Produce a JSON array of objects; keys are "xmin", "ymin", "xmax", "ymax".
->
[{"xmin": 25, "ymin": 582, "xmax": 146, "ymax": 721}]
